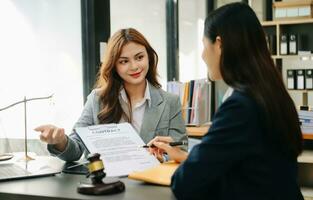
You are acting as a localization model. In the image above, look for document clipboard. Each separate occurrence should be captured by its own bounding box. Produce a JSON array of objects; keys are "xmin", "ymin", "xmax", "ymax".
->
[{"xmin": 74, "ymin": 123, "xmax": 160, "ymax": 177}]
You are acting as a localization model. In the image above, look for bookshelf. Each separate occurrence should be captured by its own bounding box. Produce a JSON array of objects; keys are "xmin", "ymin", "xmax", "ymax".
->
[
  {"xmin": 261, "ymin": 5, "xmax": 313, "ymax": 139},
  {"xmin": 261, "ymin": 18, "xmax": 313, "ymax": 60},
  {"xmin": 272, "ymin": 55, "xmax": 313, "ymax": 59},
  {"xmin": 262, "ymin": 18, "xmax": 313, "ymax": 26},
  {"xmin": 289, "ymin": 89, "xmax": 312, "ymax": 108},
  {"xmin": 187, "ymin": 125, "xmax": 313, "ymax": 140}
]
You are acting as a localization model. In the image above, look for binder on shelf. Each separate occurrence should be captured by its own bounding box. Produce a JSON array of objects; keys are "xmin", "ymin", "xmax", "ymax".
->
[
  {"xmin": 298, "ymin": 34, "xmax": 309, "ymax": 52},
  {"xmin": 188, "ymin": 80, "xmax": 195, "ymax": 124},
  {"xmin": 270, "ymin": 34, "xmax": 277, "ymax": 55},
  {"xmin": 289, "ymin": 34, "xmax": 297, "ymax": 55},
  {"xmin": 182, "ymin": 82, "xmax": 189, "ymax": 123},
  {"xmin": 305, "ymin": 69, "xmax": 313, "ymax": 90},
  {"xmin": 280, "ymin": 34, "xmax": 288, "ymax": 55},
  {"xmin": 266, "ymin": 34, "xmax": 277, "ymax": 55},
  {"xmin": 296, "ymin": 69, "xmax": 305, "ymax": 90},
  {"xmin": 287, "ymin": 69, "xmax": 296, "ymax": 89},
  {"xmin": 265, "ymin": 34, "xmax": 270, "ymax": 52}
]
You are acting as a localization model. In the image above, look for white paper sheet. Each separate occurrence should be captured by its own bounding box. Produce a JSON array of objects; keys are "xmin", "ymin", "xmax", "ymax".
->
[{"xmin": 75, "ymin": 123, "xmax": 160, "ymax": 177}]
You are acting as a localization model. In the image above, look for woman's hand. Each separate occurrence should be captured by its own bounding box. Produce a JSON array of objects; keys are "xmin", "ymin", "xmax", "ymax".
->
[
  {"xmin": 34, "ymin": 124, "xmax": 68, "ymax": 152},
  {"xmin": 147, "ymin": 136, "xmax": 188, "ymax": 163}
]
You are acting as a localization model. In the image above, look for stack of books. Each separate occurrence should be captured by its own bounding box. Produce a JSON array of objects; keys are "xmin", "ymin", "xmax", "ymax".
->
[
  {"xmin": 298, "ymin": 110, "xmax": 313, "ymax": 134},
  {"xmin": 167, "ymin": 79, "xmax": 211, "ymax": 126}
]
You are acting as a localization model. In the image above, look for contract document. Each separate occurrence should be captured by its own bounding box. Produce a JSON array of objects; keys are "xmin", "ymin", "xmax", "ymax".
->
[{"xmin": 75, "ymin": 123, "xmax": 160, "ymax": 177}]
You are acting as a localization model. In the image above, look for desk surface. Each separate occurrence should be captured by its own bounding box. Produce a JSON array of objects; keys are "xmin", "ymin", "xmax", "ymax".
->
[
  {"xmin": 0, "ymin": 173, "xmax": 174, "ymax": 200},
  {"xmin": 0, "ymin": 154, "xmax": 174, "ymax": 200},
  {"xmin": 3, "ymin": 152, "xmax": 313, "ymax": 200},
  {"xmin": 2, "ymin": 173, "xmax": 313, "ymax": 200}
]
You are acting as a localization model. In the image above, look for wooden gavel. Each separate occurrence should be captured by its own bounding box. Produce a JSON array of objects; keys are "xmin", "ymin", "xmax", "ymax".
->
[{"xmin": 77, "ymin": 153, "xmax": 125, "ymax": 195}]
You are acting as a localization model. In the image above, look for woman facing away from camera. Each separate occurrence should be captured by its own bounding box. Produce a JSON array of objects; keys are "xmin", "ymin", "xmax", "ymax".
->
[
  {"xmin": 149, "ymin": 2, "xmax": 304, "ymax": 200},
  {"xmin": 35, "ymin": 28, "xmax": 187, "ymax": 162}
]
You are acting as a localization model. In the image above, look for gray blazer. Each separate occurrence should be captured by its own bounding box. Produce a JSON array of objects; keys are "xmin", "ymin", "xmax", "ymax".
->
[{"xmin": 48, "ymin": 83, "xmax": 188, "ymax": 161}]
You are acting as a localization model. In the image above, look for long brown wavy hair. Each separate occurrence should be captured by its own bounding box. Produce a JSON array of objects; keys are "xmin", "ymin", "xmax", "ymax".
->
[
  {"xmin": 95, "ymin": 28, "xmax": 161, "ymax": 124},
  {"xmin": 204, "ymin": 3, "xmax": 302, "ymax": 159}
]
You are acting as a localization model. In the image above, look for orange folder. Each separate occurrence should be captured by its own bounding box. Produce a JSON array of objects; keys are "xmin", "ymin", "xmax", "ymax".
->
[{"xmin": 128, "ymin": 161, "xmax": 179, "ymax": 186}]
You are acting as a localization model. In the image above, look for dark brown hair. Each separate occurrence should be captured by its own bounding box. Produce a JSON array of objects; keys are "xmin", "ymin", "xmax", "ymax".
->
[
  {"xmin": 95, "ymin": 28, "xmax": 161, "ymax": 123},
  {"xmin": 204, "ymin": 3, "xmax": 302, "ymax": 158}
]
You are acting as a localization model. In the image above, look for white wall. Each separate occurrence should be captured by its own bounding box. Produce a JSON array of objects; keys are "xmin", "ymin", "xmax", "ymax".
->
[
  {"xmin": 179, "ymin": 0, "xmax": 207, "ymax": 82},
  {"xmin": 0, "ymin": 0, "xmax": 83, "ymax": 139},
  {"xmin": 248, "ymin": 0, "xmax": 265, "ymax": 21},
  {"xmin": 110, "ymin": 0, "xmax": 167, "ymax": 88}
]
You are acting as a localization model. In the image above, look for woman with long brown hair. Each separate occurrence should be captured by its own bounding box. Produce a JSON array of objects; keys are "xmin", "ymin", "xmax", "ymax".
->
[
  {"xmin": 149, "ymin": 2, "xmax": 303, "ymax": 199},
  {"xmin": 35, "ymin": 28, "xmax": 187, "ymax": 162}
]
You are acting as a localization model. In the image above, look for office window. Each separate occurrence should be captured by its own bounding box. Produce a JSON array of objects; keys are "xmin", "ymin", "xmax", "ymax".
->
[
  {"xmin": 0, "ymin": 0, "xmax": 83, "ymax": 153},
  {"xmin": 110, "ymin": 0, "xmax": 167, "ymax": 88},
  {"xmin": 178, "ymin": 0, "xmax": 207, "ymax": 82}
]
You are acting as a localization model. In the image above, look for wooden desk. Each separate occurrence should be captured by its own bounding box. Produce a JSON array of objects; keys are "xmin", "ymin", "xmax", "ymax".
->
[
  {"xmin": 186, "ymin": 126, "xmax": 209, "ymax": 137},
  {"xmin": 303, "ymin": 133, "xmax": 313, "ymax": 140}
]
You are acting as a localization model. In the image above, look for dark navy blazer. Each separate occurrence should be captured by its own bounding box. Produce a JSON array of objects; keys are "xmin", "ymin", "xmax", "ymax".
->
[{"xmin": 171, "ymin": 90, "xmax": 303, "ymax": 200}]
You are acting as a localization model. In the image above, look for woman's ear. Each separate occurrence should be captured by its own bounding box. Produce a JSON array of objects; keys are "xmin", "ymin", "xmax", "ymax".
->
[{"xmin": 215, "ymin": 36, "xmax": 222, "ymax": 50}]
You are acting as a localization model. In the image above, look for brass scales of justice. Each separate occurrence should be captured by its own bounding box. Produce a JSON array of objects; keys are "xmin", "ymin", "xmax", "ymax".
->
[{"xmin": 0, "ymin": 94, "xmax": 53, "ymax": 161}]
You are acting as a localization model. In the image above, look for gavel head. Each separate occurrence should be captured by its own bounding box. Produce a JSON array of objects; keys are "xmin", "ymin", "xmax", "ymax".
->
[{"xmin": 86, "ymin": 153, "xmax": 106, "ymax": 184}]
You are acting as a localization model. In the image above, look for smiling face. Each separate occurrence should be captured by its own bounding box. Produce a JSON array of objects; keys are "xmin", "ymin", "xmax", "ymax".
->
[
  {"xmin": 201, "ymin": 36, "xmax": 222, "ymax": 81},
  {"xmin": 115, "ymin": 42, "xmax": 149, "ymax": 88}
]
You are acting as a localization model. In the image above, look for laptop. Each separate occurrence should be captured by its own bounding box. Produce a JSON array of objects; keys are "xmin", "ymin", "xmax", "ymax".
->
[{"xmin": 0, "ymin": 158, "xmax": 62, "ymax": 181}]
